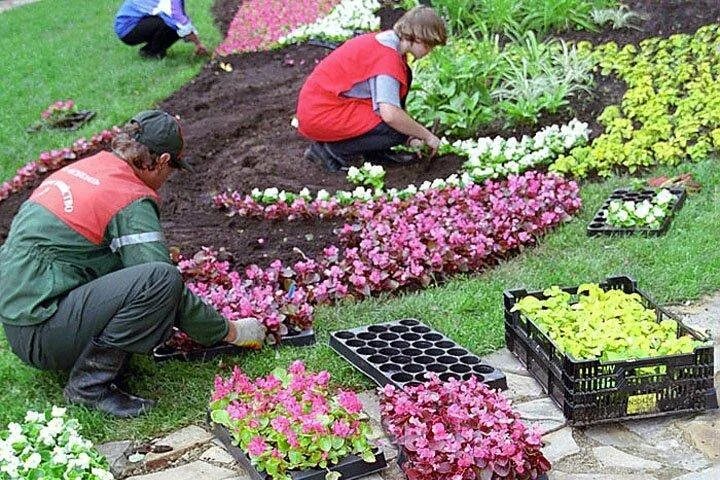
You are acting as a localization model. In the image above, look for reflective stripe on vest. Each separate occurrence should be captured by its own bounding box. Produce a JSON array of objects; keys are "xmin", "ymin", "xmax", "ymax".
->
[{"xmin": 29, "ymin": 151, "xmax": 160, "ymax": 245}]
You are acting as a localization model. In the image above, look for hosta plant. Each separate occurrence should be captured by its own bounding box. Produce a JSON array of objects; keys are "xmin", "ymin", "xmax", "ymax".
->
[
  {"xmin": 380, "ymin": 376, "xmax": 550, "ymax": 480},
  {"xmin": 511, "ymin": 283, "xmax": 703, "ymax": 362},
  {"xmin": 0, "ymin": 406, "xmax": 113, "ymax": 480},
  {"xmin": 605, "ymin": 188, "xmax": 676, "ymax": 229},
  {"xmin": 210, "ymin": 361, "xmax": 377, "ymax": 480}
]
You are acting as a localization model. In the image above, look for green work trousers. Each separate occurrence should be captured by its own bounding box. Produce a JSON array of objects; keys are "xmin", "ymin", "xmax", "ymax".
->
[{"xmin": 4, "ymin": 262, "xmax": 184, "ymax": 370}]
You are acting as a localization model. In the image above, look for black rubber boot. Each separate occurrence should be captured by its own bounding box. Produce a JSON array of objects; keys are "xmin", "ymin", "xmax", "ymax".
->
[
  {"xmin": 304, "ymin": 143, "xmax": 348, "ymax": 172},
  {"xmin": 63, "ymin": 339, "xmax": 155, "ymax": 418},
  {"xmin": 364, "ymin": 150, "xmax": 419, "ymax": 165}
]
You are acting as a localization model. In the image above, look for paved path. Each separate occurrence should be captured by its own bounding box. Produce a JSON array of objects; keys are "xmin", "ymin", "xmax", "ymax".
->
[
  {"xmin": 101, "ymin": 294, "xmax": 720, "ymax": 479},
  {"xmin": 0, "ymin": 0, "xmax": 40, "ymax": 13}
]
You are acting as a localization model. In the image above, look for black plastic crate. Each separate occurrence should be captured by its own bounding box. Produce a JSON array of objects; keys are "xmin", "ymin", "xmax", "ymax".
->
[
  {"xmin": 587, "ymin": 187, "xmax": 686, "ymax": 236},
  {"xmin": 152, "ymin": 328, "xmax": 315, "ymax": 362},
  {"xmin": 212, "ymin": 421, "xmax": 387, "ymax": 480},
  {"xmin": 504, "ymin": 276, "xmax": 717, "ymax": 426},
  {"xmin": 330, "ymin": 318, "xmax": 507, "ymax": 390}
]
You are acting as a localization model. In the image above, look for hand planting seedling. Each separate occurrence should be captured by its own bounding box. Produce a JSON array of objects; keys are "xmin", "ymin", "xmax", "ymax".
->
[{"xmin": 605, "ymin": 188, "xmax": 675, "ymax": 229}]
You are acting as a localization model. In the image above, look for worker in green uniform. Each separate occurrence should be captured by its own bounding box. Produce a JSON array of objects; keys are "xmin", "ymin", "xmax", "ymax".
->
[{"xmin": 0, "ymin": 110, "xmax": 265, "ymax": 418}]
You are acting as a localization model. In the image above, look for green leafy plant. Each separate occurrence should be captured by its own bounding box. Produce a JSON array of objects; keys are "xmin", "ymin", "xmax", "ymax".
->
[
  {"xmin": 511, "ymin": 283, "xmax": 703, "ymax": 363},
  {"xmin": 590, "ymin": 4, "xmax": 644, "ymax": 30}
]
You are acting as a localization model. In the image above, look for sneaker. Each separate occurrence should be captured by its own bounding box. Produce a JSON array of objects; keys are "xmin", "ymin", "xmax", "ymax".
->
[
  {"xmin": 304, "ymin": 143, "xmax": 348, "ymax": 173},
  {"xmin": 364, "ymin": 150, "xmax": 419, "ymax": 165}
]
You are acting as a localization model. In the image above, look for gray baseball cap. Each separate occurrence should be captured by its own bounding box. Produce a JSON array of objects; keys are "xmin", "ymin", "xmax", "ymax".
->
[{"xmin": 131, "ymin": 110, "xmax": 193, "ymax": 171}]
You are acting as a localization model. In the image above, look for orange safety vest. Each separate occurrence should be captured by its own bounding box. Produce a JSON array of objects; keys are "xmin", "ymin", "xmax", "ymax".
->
[
  {"xmin": 29, "ymin": 151, "xmax": 159, "ymax": 244},
  {"xmin": 296, "ymin": 33, "xmax": 410, "ymax": 142}
]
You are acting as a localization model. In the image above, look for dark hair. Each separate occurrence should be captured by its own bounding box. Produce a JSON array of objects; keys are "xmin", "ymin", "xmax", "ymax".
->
[{"xmin": 111, "ymin": 122, "xmax": 161, "ymax": 171}]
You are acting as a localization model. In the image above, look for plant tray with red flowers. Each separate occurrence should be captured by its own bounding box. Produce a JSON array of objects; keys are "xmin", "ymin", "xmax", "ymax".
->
[
  {"xmin": 504, "ymin": 275, "xmax": 717, "ymax": 426},
  {"xmin": 330, "ymin": 318, "xmax": 507, "ymax": 390},
  {"xmin": 152, "ymin": 327, "xmax": 315, "ymax": 362}
]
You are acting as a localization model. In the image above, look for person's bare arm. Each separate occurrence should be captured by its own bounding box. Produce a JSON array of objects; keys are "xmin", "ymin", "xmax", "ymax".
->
[{"xmin": 378, "ymin": 103, "xmax": 440, "ymax": 155}]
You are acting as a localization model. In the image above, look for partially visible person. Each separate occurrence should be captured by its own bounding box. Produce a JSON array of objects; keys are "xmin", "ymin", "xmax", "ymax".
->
[
  {"xmin": 0, "ymin": 110, "xmax": 264, "ymax": 418},
  {"xmin": 114, "ymin": 0, "xmax": 209, "ymax": 59},
  {"xmin": 296, "ymin": 5, "xmax": 447, "ymax": 172}
]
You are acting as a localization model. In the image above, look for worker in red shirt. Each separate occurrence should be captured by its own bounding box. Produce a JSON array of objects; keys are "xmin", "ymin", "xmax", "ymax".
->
[{"xmin": 296, "ymin": 6, "xmax": 447, "ymax": 172}]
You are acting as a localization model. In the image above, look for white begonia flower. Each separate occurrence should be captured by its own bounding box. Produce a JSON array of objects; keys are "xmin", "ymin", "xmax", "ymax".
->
[
  {"xmin": 45, "ymin": 418, "xmax": 64, "ymax": 437},
  {"xmin": 608, "ymin": 200, "xmax": 621, "ymax": 213},
  {"xmin": 652, "ymin": 205, "xmax": 666, "ymax": 218},
  {"xmin": 23, "ymin": 452, "xmax": 41, "ymax": 470},
  {"xmin": 634, "ymin": 201, "xmax": 651, "ymax": 218},
  {"xmin": 419, "ymin": 181, "xmax": 432, "ymax": 191},
  {"xmin": 69, "ymin": 452, "xmax": 91, "ymax": 470},
  {"xmin": 1, "ymin": 460, "xmax": 20, "ymax": 478},
  {"xmin": 505, "ymin": 161, "xmax": 520, "ymax": 174},
  {"xmin": 262, "ymin": 187, "xmax": 279, "ymax": 199},
  {"xmin": 460, "ymin": 172, "xmax": 474, "ymax": 186},
  {"xmin": 335, "ymin": 190, "xmax": 352, "ymax": 204},
  {"xmin": 404, "ymin": 184, "xmax": 417, "ymax": 195},
  {"xmin": 316, "ymin": 189, "xmax": 330, "ymax": 201},
  {"xmin": 645, "ymin": 214, "xmax": 656, "ymax": 224},
  {"xmin": 367, "ymin": 165, "xmax": 384, "ymax": 177},
  {"xmin": 290, "ymin": 116, "xmax": 299, "ymax": 129},
  {"xmin": 655, "ymin": 189, "xmax": 674, "ymax": 205},
  {"xmin": 616, "ymin": 210, "xmax": 629, "ymax": 222},
  {"xmin": 299, "ymin": 187, "xmax": 311, "ymax": 199},
  {"xmin": 351, "ymin": 186, "xmax": 368, "ymax": 198},
  {"xmin": 623, "ymin": 200, "xmax": 635, "ymax": 211},
  {"xmin": 51, "ymin": 448, "xmax": 68, "ymax": 465},
  {"xmin": 430, "ymin": 178, "xmax": 446, "ymax": 189},
  {"xmin": 51, "ymin": 406, "xmax": 66, "ymax": 418},
  {"xmin": 278, "ymin": 191, "xmax": 288, "ymax": 203},
  {"xmin": 250, "ymin": 188, "xmax": 262, "ymax": 200},
  {"xmin": 24, "ymin": 411, "xmax": 44, "ymax": 423},
  {"xmin": 346, "ymin": 166, "xmax": 361, "ymax": 182},
  {"xmin": 445, "ymin": 174, "xmax": 460, "ymax": 186}
]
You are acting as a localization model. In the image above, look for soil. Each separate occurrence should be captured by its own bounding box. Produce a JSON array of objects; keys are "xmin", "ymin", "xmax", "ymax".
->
[{"xmin": 1, "ymin": 0, "xmax": 719, "ymax": 270}]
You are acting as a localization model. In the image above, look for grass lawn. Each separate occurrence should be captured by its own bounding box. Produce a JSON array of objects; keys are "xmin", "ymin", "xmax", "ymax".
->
[
  {"xmin": 1, "ymin": 0, "xmax": 719, "ymax": 445},
  {"xmin": 0, "ymin": 0, "xmax": 220, "ymax": 180}
]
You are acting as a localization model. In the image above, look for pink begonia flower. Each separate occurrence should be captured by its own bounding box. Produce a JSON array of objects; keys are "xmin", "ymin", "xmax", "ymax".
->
[
  {"xmin": 227, "ymin": 401, "xmax": 249, "ymax": 420},
  {"xmin": 331, "ymin": 420, "xmax": 353, "ymax": 437},
  {"xmin": 337, "ymin": 390, "xmax": 363, "ymax": 414},
  {"xmin": 247, "ymin": 436, "xmax": 269, "ymax": 457}
]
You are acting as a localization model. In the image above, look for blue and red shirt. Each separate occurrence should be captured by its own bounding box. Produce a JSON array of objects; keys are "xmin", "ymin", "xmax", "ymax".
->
[{"xmin": 114, "ymin": 0, "xmax": 196, "ymax": 39}]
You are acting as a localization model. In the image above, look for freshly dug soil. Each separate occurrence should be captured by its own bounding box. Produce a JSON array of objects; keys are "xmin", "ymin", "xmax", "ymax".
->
[{"xmin": 1, "ymin": 1, "xmax": 718, "ymax": 270}]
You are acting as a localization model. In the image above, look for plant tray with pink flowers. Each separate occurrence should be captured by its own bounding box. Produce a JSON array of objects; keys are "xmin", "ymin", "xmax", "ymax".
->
[{"xmin": 152, "ymin": 327, "xmax": 315, "ymax": 362}]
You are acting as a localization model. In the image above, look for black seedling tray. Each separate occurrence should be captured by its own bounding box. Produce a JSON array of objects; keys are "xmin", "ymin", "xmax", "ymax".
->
[
  {"xmin": 212, "ymin": 422, "xmax": 387, "ymax": 480},
  {"xmin": 504, "ymin": 275, "xmax": 717, "ymax": 426},
  {"xmin": 152, "ymin": 328, "xmax": 315, "ymax": 362},
  {"xmin": 330, "ymin": 318, "xmax": 507, "ymax": 390},
  {"xmin": 587, "ymin": 187, "xmax": 685, "ymax": 236}
]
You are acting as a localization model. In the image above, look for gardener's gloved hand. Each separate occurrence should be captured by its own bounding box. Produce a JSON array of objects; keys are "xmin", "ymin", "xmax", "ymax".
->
[{"xmin": 225, "ymin": 318, "xmax": 266, "ymax": 350}]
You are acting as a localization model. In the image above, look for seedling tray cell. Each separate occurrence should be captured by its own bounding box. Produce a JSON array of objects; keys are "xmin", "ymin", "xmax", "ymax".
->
[
  {"xmin": 152, "ymin": 328, "xmax": 315, "ymax": 362},
  {"xmin": 504, "ymin": 275, "xmax": 717, "ymax": 426},
  {"xmin": 587, "ymin": 187, "xmax": 685, "ymax": 236},
  {"xmin": 330, "ymin": 318, "xmax": 507, "ymax": 390},
  {"xmin": 212, "ymin": 422, "xmax": 387, "ymax": 480}
]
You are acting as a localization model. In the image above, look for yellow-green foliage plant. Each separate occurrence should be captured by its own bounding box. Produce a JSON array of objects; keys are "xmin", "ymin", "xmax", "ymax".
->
[{"xmin": 551, "ymin": 25, "xmax": 720, "ymax": 177}]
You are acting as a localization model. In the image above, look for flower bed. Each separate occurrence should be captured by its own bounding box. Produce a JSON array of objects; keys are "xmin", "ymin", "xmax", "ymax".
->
[
  {"xmin": 210, "ymin": 361, "xmax": 385, "ymax": 480},
  {"xmin": 380, "ymin": 376, "xmax": 550, "ymax": 480},
  {"xmin": 504, "ymin": 276, "xmax": 717, "ymax": 425}
]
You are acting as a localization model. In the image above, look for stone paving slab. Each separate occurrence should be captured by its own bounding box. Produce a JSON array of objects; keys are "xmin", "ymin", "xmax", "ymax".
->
[
  {"xmin": 592, "ymin": 445, "xmax": 662, "ymax": 470},
  {"xmin": 142, "ymin": 425, "xmax": 213, "ymax": 470},
  {"xmin": 125, "ymin": 460, "xmax": 237, "ymax": 480},
  {"xmin": 671, "ymin": 463, "xmax": 720, "ymax": 479},
  {"xmin": 542, "ymin": 427, "xmax": 580, "ymax": 464}
]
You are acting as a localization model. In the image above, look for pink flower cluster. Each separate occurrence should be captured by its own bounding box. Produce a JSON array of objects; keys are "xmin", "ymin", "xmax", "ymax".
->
[
  {"xmin": 0, "ymin": 128, "xmax": 118, "ymax": 203},
  {"xmin": 217, "ymin": 0, "xmax": 339, "ymax": 55},
  {"xmin": 176, "ymin": 247, "xmax": 314, "ymax": 342},
  {"xmin": 210, "ymin": 361, "xmax": 377, "ymax": 477},
  {"xmin": 380, "ymin": 376, "xmax": 551, "ymax": 480},
  {"xmin": 41, "ymin": 99, "xmax": 75, "ymax": 120}
]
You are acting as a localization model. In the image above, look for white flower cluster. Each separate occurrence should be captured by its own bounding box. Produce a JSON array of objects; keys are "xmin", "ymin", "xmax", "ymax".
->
[
  {"xmin": 278, "ymin": 0, "xmax": 382, "ymax": 45},
  {"xmin": 445, "ymin": 119, "xmax": 590, "ymax": 182},
  {"xmin": 347, "ymin": 162, "xmax": 385, "ymax": 189},
  {"xmin": 606, "ymin": 189, "xmax": 675, "ymax": 229},
  {"xmin": 0, "ymin": 406, "xmax": 113, "ymax": 480}
]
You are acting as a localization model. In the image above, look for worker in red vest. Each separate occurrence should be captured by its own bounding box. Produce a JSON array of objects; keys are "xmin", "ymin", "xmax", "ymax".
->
[
  {"xmin": 296, "ymin": 6, "xmax": 447, "ymax": 172},
  {"xmin": 0, "ymin": 110, "xmax": 265, "ymax": 418}
]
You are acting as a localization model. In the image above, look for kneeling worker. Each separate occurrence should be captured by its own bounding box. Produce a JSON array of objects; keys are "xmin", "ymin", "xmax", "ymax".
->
[
  {"xmin": 0, "ymin": 110, "xmax": 264, "ymax": 418},
  {"xmin": 114, "ymin": 0, "xmax": 209, "ymax": 59},
  {"xmin": 296, "ymin": 6, "xmax": 447, "ymax": 172}
]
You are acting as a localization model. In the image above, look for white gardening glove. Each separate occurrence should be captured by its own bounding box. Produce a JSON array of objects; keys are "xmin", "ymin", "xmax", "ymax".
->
[{"xmin": 227, "ymin": 317, "xmax": 266, "ymax": 350}]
